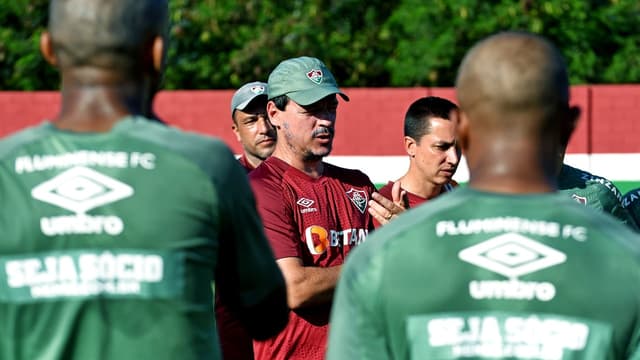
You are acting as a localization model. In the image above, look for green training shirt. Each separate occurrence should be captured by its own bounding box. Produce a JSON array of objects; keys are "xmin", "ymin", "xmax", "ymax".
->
[
  {"xmin": 558, "ymin": 163, "xmax": 638, "ymax": 231},
  {"xmin": 327, "ymin": 187, "xmax": 640, "ymax": 360},
  {"xmin": 0, "ymin": 118, "xmax": 284, "ymax": 360},
  {"xmin": 623, "ymin": 188, "xmax": 640, "ymax": 230}
]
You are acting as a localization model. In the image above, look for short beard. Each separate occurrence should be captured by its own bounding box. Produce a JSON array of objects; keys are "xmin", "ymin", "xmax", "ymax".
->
[{"xmin": 302, "ymin": 152, "xmax": 325, "ymax": 162}]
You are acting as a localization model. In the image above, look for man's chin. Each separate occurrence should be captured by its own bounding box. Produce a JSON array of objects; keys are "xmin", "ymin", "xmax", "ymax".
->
[{"xmin": 303, "ymin": 149, "xmax": 331, "ymax": 162}]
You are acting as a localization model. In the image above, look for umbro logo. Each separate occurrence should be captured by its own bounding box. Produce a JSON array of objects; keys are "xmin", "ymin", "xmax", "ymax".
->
[
  {"xmin": 459, "ymin": 233, "xmax": 566, "ymax": 278},
  {"xmin": 297, "ymin": 197, "xmax": 318, "ymax": 214},
  {"xmin": 32, "ymin": 166, "xmax": 134, "ymax": 214},
  {"xmin": 458, "ymin": 233, "xmax": 566, "ymax": 301},
  {"xmin": 297, "ymin": 198, "xmax": 315, "ymax": 208}
]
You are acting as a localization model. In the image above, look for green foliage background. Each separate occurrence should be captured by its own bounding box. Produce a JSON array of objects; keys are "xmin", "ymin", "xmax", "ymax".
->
[{"xmin": 1, "ymin": 0, "xmax": 638, "ymax": 90}]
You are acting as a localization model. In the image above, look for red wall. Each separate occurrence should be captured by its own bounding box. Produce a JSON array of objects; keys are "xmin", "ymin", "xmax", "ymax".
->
[{"xmin": 1, "ymin": 85, "xmax": 638, "ymax": 154}]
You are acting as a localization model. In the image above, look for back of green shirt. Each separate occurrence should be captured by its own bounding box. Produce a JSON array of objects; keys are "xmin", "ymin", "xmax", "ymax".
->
[
  {"xmin": 328, "ymin": 188, "xmax": 640, "ymax": 360},
  {"xmin": 0, "ymin": 118, "xmax": 283, "ymax": 360},
  {"xmin": 558, "ymin": 163, "xmax": 637, "ymax": 231},
  {"xmin": 623, "ymin": 188, "xmax": 640, "ymax": 229}
]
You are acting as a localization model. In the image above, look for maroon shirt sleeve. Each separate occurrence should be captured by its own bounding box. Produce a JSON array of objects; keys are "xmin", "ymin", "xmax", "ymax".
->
[{"xmin": 249, "ymin": 166, "xmax": 302, "ymax": 260}]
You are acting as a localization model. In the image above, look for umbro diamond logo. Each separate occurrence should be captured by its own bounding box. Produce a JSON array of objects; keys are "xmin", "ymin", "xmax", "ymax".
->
[
  {"xmin": 32, "ymin": 166, "xmax": 134, "ymax": 214},
  {"xmin": 459, "ymin": 233, "xmax": 566, "ymax": 278},
  {"xmin": 297, "ymin": 198, "xmax": 315, "ymax": 208}
]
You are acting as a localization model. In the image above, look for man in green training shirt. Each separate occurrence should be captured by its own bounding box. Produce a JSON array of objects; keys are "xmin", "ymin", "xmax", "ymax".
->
[
  {"xmin": 623, "ymin": 187, "xmax": 640, "ymax": 229},
  {"xmin": 558, "ymin": 163, "xmax": 636, "ymax": 230},
  {"xmin": 327, "ymin": 32, "xmax": 640, "ymax": 360},
  {"xmin": 557, "ymin": 157, "xmax": 637, "ymax": 230},
  {"xmin": 0, "ymin": 1, "xmax": 288, "ymax": 359}
]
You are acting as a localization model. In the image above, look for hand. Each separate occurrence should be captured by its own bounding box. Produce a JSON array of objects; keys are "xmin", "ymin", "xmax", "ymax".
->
[{"xmin": 368, "ymin": 181, "xmax": 409, "ymax": 226}]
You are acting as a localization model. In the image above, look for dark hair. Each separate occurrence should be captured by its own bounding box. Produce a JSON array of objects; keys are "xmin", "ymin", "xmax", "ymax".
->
[
  {"xmin": 48, "ymin": 0, "xmax": 169, "ymax": 72},
  {"xmin": 404, "ymin": 96, "xmax": 458, "ymax": 141},
  {"xmin": 270, "ymin": 95, "xmax": 290, "ymax": 111}
]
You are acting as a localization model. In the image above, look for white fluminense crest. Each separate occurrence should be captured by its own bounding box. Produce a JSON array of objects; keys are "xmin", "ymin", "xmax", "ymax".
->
[
  {"xmin": 306, "ymin": 69, "xmax": 323, "ymax": 84},
  {"xmin": 571, "ymin": 194, "xmax": 587, "ymax": 205},
  {"xmin": 345, "ymin": 188, "xmax": 368, "ymax": 214},
  {"xmin": 250, "ymin": 85, "xmax": 266, "ymax": 95},
  {"xmin": 458, "ymin": 232, "xmax": 566, "ymax": 278},
  {"xmin": 31, "ymin": 166, "xmax": 134, "ymax": 214}
]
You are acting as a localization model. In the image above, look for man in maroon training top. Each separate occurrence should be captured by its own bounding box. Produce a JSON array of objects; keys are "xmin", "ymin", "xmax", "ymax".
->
[
  {"xmin": 249, "ymin": 56, "xmax": 376, "ymax": 360},
  {"xmin": 371, "ymin": 96, "xmax": 460, "ymax": 227}
]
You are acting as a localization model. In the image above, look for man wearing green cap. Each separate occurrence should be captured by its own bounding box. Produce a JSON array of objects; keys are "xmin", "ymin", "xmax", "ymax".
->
[
  {"xmin": 230, "ymin": 81, "xmax": 276, "ymax": 172},
  {"xmin": 623, "ymin": 187, "xmax": 640, "ymax": 229},
  {"xmin": 249, "ymin": 56, "xmax": 377, "ymax": 360}
]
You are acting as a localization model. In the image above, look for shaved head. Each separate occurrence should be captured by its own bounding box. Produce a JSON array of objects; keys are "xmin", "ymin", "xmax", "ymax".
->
[
  {"xmin": 48, "ymin": 0, "xmax": 168, "ymax": 72},
  {"xmin": 456, "ymin": 32, "xmax": 570, "ymax": 132},
  {"xmin": 454, "ymin": 32, "xmax": 580, "ymax": 192}
]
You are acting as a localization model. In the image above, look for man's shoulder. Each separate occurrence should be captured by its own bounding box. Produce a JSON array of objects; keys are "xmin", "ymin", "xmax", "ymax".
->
[
  {"xmin": 623, "ymin": 188, "xmax": 640, "ymax": 209},
  {"xmin": 324, "ymin": 162, "xmax": 374, "ymax": 187},
  {"xmin": 0, "ymin": 122, "xmax": 49, "ymax": 159},
  {"xmin": 249, "ymin": 157, "xmax": 283, "ymax": 179},
  {"xmin": 125, "ymin": 118, "xmax": 228, "ymax": 154},
  {"xmin": 248, "ymin": 157, "xmax": 287, "ymax": 195},
  {"xmin": 124, "ymin": 118, "xmax": 238, "ymax": 174},
  {"xmin": 558, "ymin": 164, "xmax": 623, "ymax": 204}
]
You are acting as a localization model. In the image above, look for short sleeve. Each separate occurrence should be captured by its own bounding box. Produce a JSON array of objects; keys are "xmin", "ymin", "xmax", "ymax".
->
[
  {"xmin": 250, "ymin": 174, "xmax": 301, "ymax": 260},
  {"xmin": 596, "ymin": 182, "xmax": 639, "ymax": 231}
]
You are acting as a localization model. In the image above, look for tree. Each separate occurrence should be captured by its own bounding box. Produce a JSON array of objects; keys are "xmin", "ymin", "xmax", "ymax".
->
[
  {"xmin": 0, "ymin": 0, "xmax": 638, "ymax": 90},
  {"xmin": 383, "ymin": 0, "xmax": 640, "ymax": 85}
]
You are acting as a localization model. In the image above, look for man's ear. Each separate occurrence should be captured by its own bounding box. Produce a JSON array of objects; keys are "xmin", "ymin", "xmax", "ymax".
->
[
  {"xmin": 403, "ymin": 136, "xmax": 417, "ymax": 157},
  {"xmin": 231, "ymin": 119, "xmax": 242, "ymax": 142},
  {"xmin": 39, "ymin": 31, "xmax": 57, "ymax": 67},
  {"xmin": 565, "ymin": 105, "xmax": 581, "ymax": 142},
  {"xmin": 266, "ymin": 101, "xmax": 280, "ymax": 127},
  {"xmin": 451, "ymin": 108, "xmax": 469, "ymax": 154},
  {"xmin": 152, "ymin": 36, "xmax": 165, "ymax": 72}
]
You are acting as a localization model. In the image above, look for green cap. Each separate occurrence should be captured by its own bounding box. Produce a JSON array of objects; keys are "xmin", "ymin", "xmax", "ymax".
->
[{"xmin": 268, "ymin": 56, "xmax": 349, "ymax": 105}]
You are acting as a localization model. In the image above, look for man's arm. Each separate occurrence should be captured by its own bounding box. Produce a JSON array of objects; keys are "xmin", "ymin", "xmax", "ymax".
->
[{"xmin": 276, "ymin": 257, "xmax": 341, "ymax": 309}]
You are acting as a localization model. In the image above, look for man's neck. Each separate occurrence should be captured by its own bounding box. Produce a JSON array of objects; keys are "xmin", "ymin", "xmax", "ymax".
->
[
  {"xmin": 466, "ymin": 142, "xmax": 557, "ymax": 194},
  {"xmin": 242, "ymin": 153, "xmax": 262, "ymax": 170},
  {"xmin": 53, "ymin": 68, "xmax": 150, "ymax": 132},
  {"xmin": 399, "ymin": 172, "xmax": 442, "ymax": 199},
  {"xmin": 272, "ymin": 148, "xmax": 324, "ymax": 179}
]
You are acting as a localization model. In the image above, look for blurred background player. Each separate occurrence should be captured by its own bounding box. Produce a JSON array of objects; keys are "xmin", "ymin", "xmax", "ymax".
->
[
  {"xmin": 623, "ymin": 187, "xmax": 640, "ymax": 229},
  {"xmin": 214, "ymin": 80, "xmax": 275, "ymax": 360},
  {"xmin": 557, "ymin": 154, "xmax": 638, "ymax": 230},
  {"xmin": 328, "ymin": 31, "xmax": 640, "ymax": 359},
  {"xmin": 370, "ymin": 96, "xmax": 460, "ymax": 227},
  {"xmin": 0, "ymin": 0, "xmax": 288, "ymax": 359},
  {"xmin": 230, "ymin": 81, "xmax": 276, "ymax": 171},
  {"xmin": 250, "ymin": 56, "xmax": 376, "ymax": 360}
]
